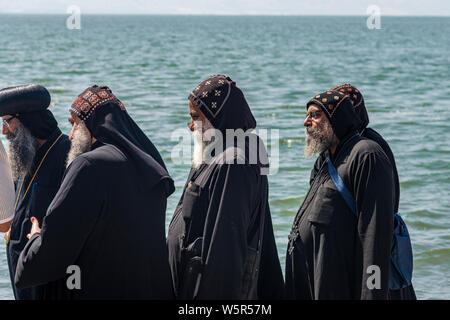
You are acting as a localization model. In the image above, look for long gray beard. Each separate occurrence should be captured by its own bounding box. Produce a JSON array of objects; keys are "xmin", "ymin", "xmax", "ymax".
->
[
  {"xmin": 6, "ymin": 122, "xmax": 38, "ymax": 180},
  {"xmin": 66, "ymin": 122, "xmax": 92, "ymax": 168},
  {"xmin": 304, "ymin": 121, "xmax": 337, "ymax": 158},
  {"xmin": 192, "ymin": 119, "xmax": 213, "ymax": 169}
]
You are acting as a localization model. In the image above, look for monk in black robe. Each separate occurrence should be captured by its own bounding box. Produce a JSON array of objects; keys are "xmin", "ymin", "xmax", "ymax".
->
[
  {"xmin": 167, "ymin": 75, "xmax": 284, "ymax": 300},
  {"xmin": 309, "ymin": 84, "xmax": 416, "ymax": 299},
  {"xmin": 286, "ymin": 90, "xmax": 395, "ymax": 299},
  {"xmin": 15, "ymin": 85, "xmax": 175, "ymax": 299},
  {"xmin": 0, "ymin": 84, "xmax": 71, "ymax": 300}
]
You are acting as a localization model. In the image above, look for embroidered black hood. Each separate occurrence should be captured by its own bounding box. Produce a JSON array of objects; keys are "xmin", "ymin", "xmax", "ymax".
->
[
  {"xmin": 70, "ymin": 85, "xmax": 175, "ymax": 197},
  {"xmin": 331, "ymin": 83, "xmax": 369, "ymax": 132},
  {"xmin": 306, "ymin": 90, "xmax": 361, "ymax": 140},
  {"xmin": 188, "ymin": 75, "xmax": 256, "ymax": 134}
]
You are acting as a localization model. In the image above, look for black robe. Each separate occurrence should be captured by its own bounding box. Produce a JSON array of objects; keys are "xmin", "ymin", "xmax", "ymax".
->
[
  {"xmin": 14, "ymin": 142, "xmax": 174, "ymax": 300},
  {"xmin": 7, "ymin": 128, "xmax": 70, "ymax": 300},
  {"xmin": 310, "ymin": 128, "xmax": 399, "ymax": 213},
  {"xmin": 309, "ymin": 128, "xmax": 416, "ymax": 299},
  {"xmin": 286, "ymin": 134, "xmax": 395, "ymax": 299},
  {"xmin": 167, "ymin": 148, "xmax": 284, "ymax": 300}
]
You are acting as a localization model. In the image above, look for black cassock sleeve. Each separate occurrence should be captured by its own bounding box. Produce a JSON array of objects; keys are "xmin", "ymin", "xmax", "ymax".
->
[
  {"xmin": 15, "ymin": 157, "xmax": 102, "ymax": 288},
  {"xmin": 352, "ymin": 151, "xmax": 394, "ymax": 300},
  {"xmin": 196, "ymin": 164, "xmax": 255, "ymax": 299}
]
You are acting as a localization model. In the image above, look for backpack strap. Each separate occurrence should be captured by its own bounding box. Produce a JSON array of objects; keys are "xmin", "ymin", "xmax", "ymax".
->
[{"xmin": 327, "ymin": 156, "xmax": 357, "ymax": 216}]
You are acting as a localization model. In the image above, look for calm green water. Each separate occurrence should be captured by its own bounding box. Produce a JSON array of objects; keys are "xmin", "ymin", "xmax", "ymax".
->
[{"xmin": 0, "ymin": 15, "xmax": 449, "ymax": 300}]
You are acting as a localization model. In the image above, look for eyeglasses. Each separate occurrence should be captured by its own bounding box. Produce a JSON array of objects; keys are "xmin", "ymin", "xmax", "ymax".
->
[
  {"xmin": 305, "ymin": 110, "xmax": 322, "ymax": 121},
  {"xmin": 2, "ymin": 115, "xmax": 17, "ymax": 129}
]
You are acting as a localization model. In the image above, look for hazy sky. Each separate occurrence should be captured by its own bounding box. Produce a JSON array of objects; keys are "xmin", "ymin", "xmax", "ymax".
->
[{"xmin": 0, "ymin": 0, "xmax": 449, "ymax": 16}]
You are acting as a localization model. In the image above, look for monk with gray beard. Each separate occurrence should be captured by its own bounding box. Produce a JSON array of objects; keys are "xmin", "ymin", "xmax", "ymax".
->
[
  {"xmin": 15, "ymin": 85, "xmax": 175, "ymax": 300},
  {"xmin": 0, "ymin": 84, "xmax": 71, "ymax": 300},
  {"xmin": 286, "ymin": 90, "xmax": 395, "ymax": 300}
]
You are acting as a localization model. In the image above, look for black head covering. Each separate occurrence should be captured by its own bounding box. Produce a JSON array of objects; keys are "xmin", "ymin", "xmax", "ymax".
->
[
  {"xmin": 0, "ymin": 84, "xmax": 57, "ymax": 139},
  {"xmin": 70, "ymin": 85, "xmax": 175, "ymax": 197},
  {"xmin": 188, "ymin": 75, "xmax": 270, "ymax": 173},
  {"xmin": 306, "ymin": 90, "xmax": 361, "ymax": 140},
  {"xmin": 331, "ymin": 84, "xmax": 369, "ymax": 132},
  {"xmin": 188, "ymin": 75, "xmax": 256, "ymax": 133},
  {"xmin": 16, "ymin": 110, "xmax": 58, "ymax": 140}
]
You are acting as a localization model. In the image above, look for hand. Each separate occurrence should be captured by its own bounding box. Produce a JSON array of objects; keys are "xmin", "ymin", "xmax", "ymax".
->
[{"xmin": 27, "ymin": 217, "xmax": 41, "ymax": 239}]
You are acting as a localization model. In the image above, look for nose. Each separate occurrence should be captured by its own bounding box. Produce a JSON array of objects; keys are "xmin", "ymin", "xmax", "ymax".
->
[
  {"xmin": 304, "ymin": 115, "xmax": 311, "ymax": 127},
  {"xmin": 2, "ymin": 124, "xmax": 10, "ymax": 135},
  {"xmin": 189, "ymin": 119, "xmax": 194, "ymax": 132},
  {"xmin": 69, "ymin": 125, "xmax": 76, "ymax": 141}
]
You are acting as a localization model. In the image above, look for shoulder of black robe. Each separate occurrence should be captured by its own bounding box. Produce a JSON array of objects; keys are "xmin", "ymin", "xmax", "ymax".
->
[
  {"xmin": 344, "ymin": 138, "xmax": 395, "ymax": 299},
  {"xmin": 362, "ymin": 127, "xmax": 400, "ymax": 213},
  {"xmin": 364, "ymin": 128, "xmax": 416, "ymax": 301},
  {"xmin": 195, "ymin": 159, "xmax": 260, "ymax": 299},
  {"xmin": 15, "ymin": 145, "xmax": 174, "ymax": 299},
  {"xmin": 15, "ymin": 154, "xmax": 100, "ymax": 289},
  {"xmin": 70, "ymin": 85, "xmax": 174, "ymax": 197},
  {"xmin": 330, "ymin": 84, "xmax": 401, "ymax": 214},
  {"xmin": 195, "ymin": 145, "xmax": 283, "ymax": 300}
]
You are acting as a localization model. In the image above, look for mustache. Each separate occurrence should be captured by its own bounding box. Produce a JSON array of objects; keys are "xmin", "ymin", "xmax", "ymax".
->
[
  {"xmin": 304, "ymin": 122, "xmax": 336, "ymax": 158},
  {"xmin": 305, "ymin": 125, "xmax": 326, "ymax": 139}
]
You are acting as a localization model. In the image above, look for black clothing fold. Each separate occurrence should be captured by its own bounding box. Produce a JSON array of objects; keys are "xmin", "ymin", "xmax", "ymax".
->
[
  {"xmin": 286, "ymin": 135, "xmax": 395, "ymax": 299},
  {"xmin": 15, "ymin": 143, "xmax": 174, "ymax": 299},
  {"xmin": 167, "ymin": 150, "xmax": 284, "ymax": 300}
]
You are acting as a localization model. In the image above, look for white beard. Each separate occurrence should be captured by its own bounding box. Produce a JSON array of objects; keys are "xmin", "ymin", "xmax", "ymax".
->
[
  {"xmin": 66, "ymin": 121, "xmax": 92, "ymax": 168},
  {"xmin": 304, "ymin": 120, "xmax": 337, "ymax": 158},
  {"xmin": 192, "ymin": 118, "xmax": 213, "ymax": 169}
]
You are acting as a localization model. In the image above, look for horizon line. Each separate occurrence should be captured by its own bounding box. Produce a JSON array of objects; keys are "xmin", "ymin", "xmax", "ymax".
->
[{"xmin": 0, "ymin": 13, "xmax": 449, "ymax": 17}]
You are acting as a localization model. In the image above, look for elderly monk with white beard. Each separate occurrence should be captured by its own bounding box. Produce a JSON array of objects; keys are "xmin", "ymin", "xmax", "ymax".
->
[
  {"xmin": 15, "ymin": 85, "xmax": 175, "ymax": 299},
  {"xmin": 285, "ymin": 90, "xmax": 395, "ymax": 300},
  {"xmin": 0, "ymin": 84, "xmax": 71, "ymax": 300},
  {"xmin": 167, "ymin": 75, "xmax": 284, "ymax": 300}
]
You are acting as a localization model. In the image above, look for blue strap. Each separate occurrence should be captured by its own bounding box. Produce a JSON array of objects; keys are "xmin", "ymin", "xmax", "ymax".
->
[{"xmin": 327, "ymin": 158, "xmax": 357, "ymax": 216}]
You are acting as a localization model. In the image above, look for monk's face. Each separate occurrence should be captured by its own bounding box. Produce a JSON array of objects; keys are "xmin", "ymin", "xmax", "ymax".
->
[
  {"xmin": 304, "ymin": 104, "xmax": 337, "ymax": 158},
  {"xmin": 188, "ymin": 100, "xmax": 209, "ymax": 132},
  {"xmin": 3, "ymin": 116, "xmax": 38, "ymax": 180},
  {"xmin": 1, "ymin": 115, "xmax": 19, "ymax": 136},
  {"xmin": 68, "ymin": 114, "xmax": 83, "ymax": 140},
  {"xmin": 66, "ymin": 114, "xmax": 93, "ymax": 168}
]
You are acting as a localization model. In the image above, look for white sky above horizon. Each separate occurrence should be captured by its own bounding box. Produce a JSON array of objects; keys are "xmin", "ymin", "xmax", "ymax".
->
[{"xmin": 0, "ymin": 0, "xmax": 449, "ymax": 16}]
